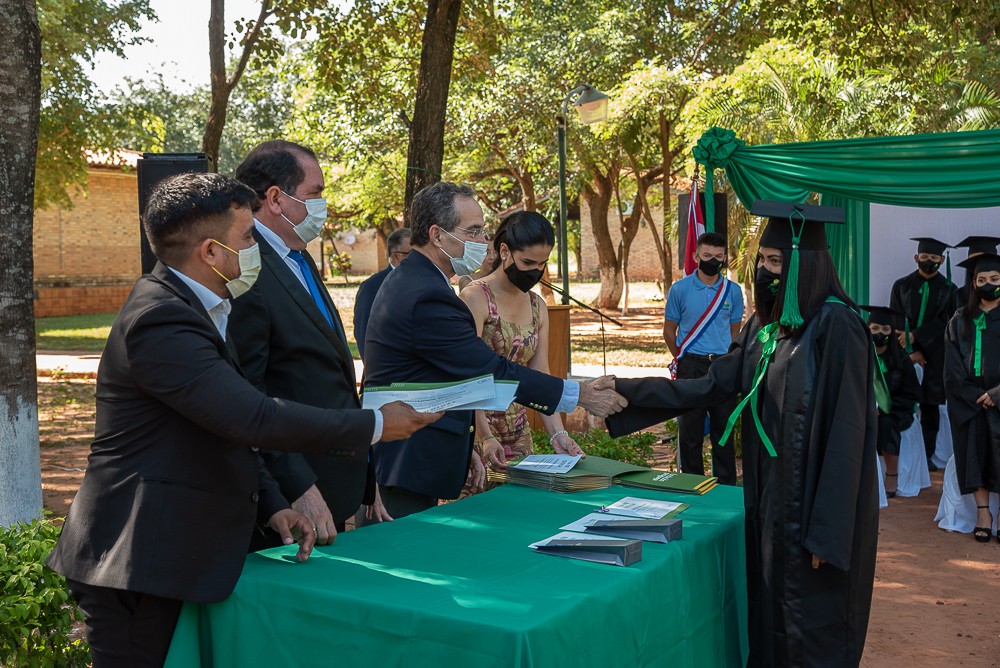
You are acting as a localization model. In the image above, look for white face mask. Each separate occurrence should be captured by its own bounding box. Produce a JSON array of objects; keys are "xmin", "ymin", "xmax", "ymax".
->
[
  {"xmin": 280, "ymin": 191, "xmax": 328, "ymax": 243},
  {"xmin": 211, "ymin": 240, "xmax": 261, "ymax": 299},
  {"xmin": 440, "ymin": 229, "xmax": 489, "ymax": 277}
]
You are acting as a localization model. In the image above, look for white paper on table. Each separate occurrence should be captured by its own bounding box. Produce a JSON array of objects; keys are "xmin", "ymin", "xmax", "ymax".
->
[
  {"xmin": 599, "ymin": 497, "xmax": 686, "ymax": 519},
  {"xmin": 361, "ymin": 375, "xmax": 495, "ymax": 413},
  {"xmin": 513, "ymin": 454, "xmax": 583, "ymax": 474},
  {"xmin": 449, "ymin": 380, "xmax": 518, "ymax": 411},
  {"xmin": 529, "ymin": 531, "xmax": 632, "ymax": 549}
]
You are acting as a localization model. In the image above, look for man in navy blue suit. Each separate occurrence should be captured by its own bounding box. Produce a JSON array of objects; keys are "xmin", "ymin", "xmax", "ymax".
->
[
  {"xmin": 354, "ymin": 227, "xmax": 411, "ymax": 360},
  {"xmin": 360, "ymin": 181, "xmax": 627, "ymax": 520}
]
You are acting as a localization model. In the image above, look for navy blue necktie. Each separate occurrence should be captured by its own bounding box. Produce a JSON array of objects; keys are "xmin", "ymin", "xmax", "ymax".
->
[{"xmin": 287, "ymin": 250, "xmax": 336, "ymax": 330}]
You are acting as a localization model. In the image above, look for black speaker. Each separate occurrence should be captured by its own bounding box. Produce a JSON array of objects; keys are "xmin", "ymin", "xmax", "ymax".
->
[
  {"xmin": 677, "ymin": 192, "xmax": 728, "ymax": 270},
  {"xmin": 137, "ymin": 153, "xmax": 209, "ymax": 274}
]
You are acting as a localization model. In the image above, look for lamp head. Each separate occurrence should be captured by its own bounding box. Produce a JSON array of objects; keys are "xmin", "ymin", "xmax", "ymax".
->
[{"xmin": 573, "ymin": 85, "xmax": 609, "ymax": 125}]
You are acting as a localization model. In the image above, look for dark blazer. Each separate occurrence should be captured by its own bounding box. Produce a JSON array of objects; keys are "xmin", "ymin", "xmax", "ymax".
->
[
  {"xmin": 363, "ymin": 250, "xmax": 565, "ymax": 500},
  {"xmin": 229, "ymin": 230, "xmax": 371, "ymax": 524},
  {"xmin": 47, "ymin": 263, "xmax": 373, "ymax": 604},
  {"xmin": 353, "ymin": 264, "xmax": 392, "ymax": 359}
]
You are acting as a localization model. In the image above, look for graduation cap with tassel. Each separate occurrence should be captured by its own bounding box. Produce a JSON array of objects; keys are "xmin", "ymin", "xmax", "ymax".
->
[{"xmin": 751, "ymin": 200, "xmax": 846, "ymax": 328}]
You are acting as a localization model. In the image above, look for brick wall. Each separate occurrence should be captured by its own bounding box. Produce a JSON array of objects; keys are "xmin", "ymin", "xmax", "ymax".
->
[
  {"xmin": 580, "ymin": 198, "xmax": 670, "ymax": 281},
  {"xmin": 34, "ymin": 285, "xmax": 133, "ymax": 318},
  {"xmin": 33, "ymin": 168, "xmax": 139, "ymax": 317}
]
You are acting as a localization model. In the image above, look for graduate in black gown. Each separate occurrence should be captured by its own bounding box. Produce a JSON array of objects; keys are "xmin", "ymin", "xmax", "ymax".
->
[
  {"xmin": 944, "ymin": 252, "xmax": 1000, "ymax": 543},
  {"xmin": 890, "ymin": 237, "xmax": 958, "ymax": 469},
  {"xmin": 606, "ymin": 200, "xmax": 879, "ymax": 667},
  {"xmin": 953, "ymin": 235, "xmax": 1000, "ymax": 305},
  {"xmin": 861, "ymin": 306, "xmax": 920, "ymax": 498}
]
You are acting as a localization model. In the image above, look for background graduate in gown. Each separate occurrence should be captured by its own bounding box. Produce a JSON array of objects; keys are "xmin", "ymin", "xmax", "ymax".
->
[
  {"xmin": 861, "ymin": 305, "xmax": 921, "ymax": 497},
  {"xmin": 605, "ymin": 200, "xmax": 879, "ymax": 667},
  {"xmin": 944, "ymin": 252, "xmax": 1000, "ymax": 543}
]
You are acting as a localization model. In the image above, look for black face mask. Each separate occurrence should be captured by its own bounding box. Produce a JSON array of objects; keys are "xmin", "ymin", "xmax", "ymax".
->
[
  {"xmin": 698, "ymin": 258, "xmax": 724, "ymax": 277},
  {"xmin": 976, "ymin": 282, "xmax": 1000, "ymax": 302},
  {"xmin": 872, "ymin": 332, "xmax": 891, "ymax": 347},
  {"xmin": 918, "ymin": 259, "xmax": 940, "ymax": 274},
  {"xmin": 504, "ymin": 260, "xmax": 544, "ymax": 293},
  {"xmin": 754, "ymin": 266, "xmax": 781, "ymax": 310}
]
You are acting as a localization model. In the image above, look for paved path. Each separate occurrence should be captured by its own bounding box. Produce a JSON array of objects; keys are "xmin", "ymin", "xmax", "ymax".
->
[{"xmin": 36, "ymin": 352, "xmax": 671, "ymax": 382}]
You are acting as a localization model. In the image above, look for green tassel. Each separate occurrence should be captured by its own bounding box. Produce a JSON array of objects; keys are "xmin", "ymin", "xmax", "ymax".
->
[{"xmin": 779, "ymin": 216, "xmax": 805, "ymax": 329}]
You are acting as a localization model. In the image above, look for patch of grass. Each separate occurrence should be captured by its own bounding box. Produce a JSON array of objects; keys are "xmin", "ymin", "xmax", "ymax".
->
[{"xmin": 36, "ymin": 313, "xmax": 116, "ymax": 352}]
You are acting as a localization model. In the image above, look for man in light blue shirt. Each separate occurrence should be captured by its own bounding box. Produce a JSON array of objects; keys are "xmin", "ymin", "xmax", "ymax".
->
[{"xmin": 663, "ymin": 232, "xmax": 744, "ymax": 484}]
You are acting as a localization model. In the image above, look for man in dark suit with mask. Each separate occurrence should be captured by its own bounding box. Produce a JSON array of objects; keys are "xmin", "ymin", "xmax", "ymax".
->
[
  {"xmin": 354, "ymin": 227, "xmax": 412, "ymax": 360},
  {"xmin": 46, "ymin": 173, "xmax": 438, "ymax": 667},
  {"xmin": 359, "ymin": 181, "xmax": 628, "ymax": 522},
  {"xmin": 229, "ymin": 140, "xmax": 390, "ymax": 545}
]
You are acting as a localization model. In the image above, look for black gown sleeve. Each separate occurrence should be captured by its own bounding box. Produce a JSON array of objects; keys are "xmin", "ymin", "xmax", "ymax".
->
[
  {"xmin": 801, "ymin": 306, "xmax": 876, "ymax": 571},
  {"xmin": 943, "ymin": 311, "xmax": 985, "ymax": 427},
  {"xmin": 606, "ymin": 320, "xmax": 753, "ymax": 438},
  {"xmin": 889, "ymin": 349, "xmax": 920, "ymax": 432}
]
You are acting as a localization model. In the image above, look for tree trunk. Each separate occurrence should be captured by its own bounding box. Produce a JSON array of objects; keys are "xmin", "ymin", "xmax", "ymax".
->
[
  {"xmin": 402, "ymin": 0, "xmax": 462, "ymax": 223},
  {"xmin": 0, "ymin": 0, "xmax": 43, "ymax": 526},
  {"xmin": 583, "ymin": 170, "xmax": 622, "ymax": 309},
  {"xmin": 659, "ymin": 112, "xmax": 674, "ymax": 291},
  {"xmin": 201, "ymin": 0, "xmax": 273, "ymax": 171}
]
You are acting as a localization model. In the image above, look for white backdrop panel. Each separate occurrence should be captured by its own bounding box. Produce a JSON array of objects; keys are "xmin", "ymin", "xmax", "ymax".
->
[{"xmin": 867, "ymin": 204, "xmax": 1000, "ymax": 306}]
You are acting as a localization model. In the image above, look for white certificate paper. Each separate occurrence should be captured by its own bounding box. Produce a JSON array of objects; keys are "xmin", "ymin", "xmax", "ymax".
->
[
  {"xmin": 600, "ymin": 497, "xmax": 686, "ymax": 519},
  {"xmin": 513, "ymin": 454, "xmax": 583, "ymax": 474},
  {"xmin": 362, "ymin": 375, "xmax": 508, "ymax": 413}
]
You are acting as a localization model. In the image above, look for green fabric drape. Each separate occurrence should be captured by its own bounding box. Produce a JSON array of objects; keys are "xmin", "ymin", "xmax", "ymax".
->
[{"xmin": 693, "ymin": 127, "xmax": 1000, "ymax": 303}]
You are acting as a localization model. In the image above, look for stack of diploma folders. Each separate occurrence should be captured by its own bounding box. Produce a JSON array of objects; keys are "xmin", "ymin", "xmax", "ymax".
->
[{"xmin": 489, "ymin": 455, "xmax": 717, "ymax": 495}]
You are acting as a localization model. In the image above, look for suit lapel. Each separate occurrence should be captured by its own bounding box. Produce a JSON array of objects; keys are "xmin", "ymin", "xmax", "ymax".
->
[
  {"xmin": 257, "ymin": 235, "xmax": 357, "ymax": 381},
  {"xmin": 152, "ymin": 262, "xmax": 243, "ymax": 374}
]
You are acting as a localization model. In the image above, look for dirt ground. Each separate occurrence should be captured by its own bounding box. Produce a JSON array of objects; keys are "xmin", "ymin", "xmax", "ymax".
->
[{"xmin": 38, "ymin": 377, "xmax": 1000, "ymax": 664}]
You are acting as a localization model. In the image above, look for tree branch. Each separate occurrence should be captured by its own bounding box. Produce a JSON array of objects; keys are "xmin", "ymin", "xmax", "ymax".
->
[{"xmin": 227, "ymin": 0, "xmax": 275, "ymax": 92}]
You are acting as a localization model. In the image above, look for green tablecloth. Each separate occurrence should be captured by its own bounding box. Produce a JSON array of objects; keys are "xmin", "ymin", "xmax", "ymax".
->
[{"xmin": 165, "ymin": 484, "xmax": 748, "ymax": 667}]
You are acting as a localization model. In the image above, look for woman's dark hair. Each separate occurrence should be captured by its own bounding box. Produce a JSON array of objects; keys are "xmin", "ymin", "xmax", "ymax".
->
[
  {"xmin": 755, "ymin": 248, "xmax": 857, "ymax": 331},
  {"xmin": 961, "ymin": 268, "xmax": 992, "ymax": 335},
  {"xmin": 490, "ymin": 211, "xmax": 556, "ymax": 271}
]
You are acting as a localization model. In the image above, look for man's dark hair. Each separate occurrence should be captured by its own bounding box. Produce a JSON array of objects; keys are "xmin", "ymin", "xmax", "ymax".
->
[
  {"xmin": 696, "ymin": 232, "xmax": 727, "ymax": 250},
  {"xmin": 409, "ymin": 181, "xmax": 477, "ymax": 246},
  {"xmin": 490, "ymin": 211, "xmax": 555, "ymax": 271},
  {"xmin": 144, "ymin": 173, "xmax": 256, "ymax": 266},
  {"xmin": 755, "ymin": 248, "xmax": 856, "ymax": 330},
  {"xmin": 233, "ymin": 140, "xmax": 318, "ymax": 212},
  {"xmin": 387, "ymin": 228, "xmax": 412, "ymax": 255}
]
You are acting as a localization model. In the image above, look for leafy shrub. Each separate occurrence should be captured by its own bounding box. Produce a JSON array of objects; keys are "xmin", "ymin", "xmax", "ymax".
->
[
  {"xmin": 531, "ymin": 427, "xmax": 657, "ymax": 467},
  {"xmin": 0, "ymin": 516, "xmax": 89, "ymax": 667}
]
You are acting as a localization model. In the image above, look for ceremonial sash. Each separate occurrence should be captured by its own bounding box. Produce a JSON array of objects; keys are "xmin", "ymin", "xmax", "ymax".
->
[{"xmin": 676, "ymin": 277, "xmax": 730, "ymax": 361}]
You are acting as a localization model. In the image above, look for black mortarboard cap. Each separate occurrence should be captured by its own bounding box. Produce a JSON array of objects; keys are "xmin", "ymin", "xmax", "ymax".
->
[
  {"xmin": 753, "ymin": 200, "xmax": 845, "ymax": 251},
  {"xmin": 954, "ymin": 235, "xmax": 1000, "ymax": 257},
  {"xmin": 858, "ymin": 305, "xmax": 904, "ymax": 328},
  {"xmin": 910, "ymin": 237, "xmax": 950, "ymax": 255},
  {"xmin": 959, "ymin": 252, "xmax": 1000, "ymax": 275}
]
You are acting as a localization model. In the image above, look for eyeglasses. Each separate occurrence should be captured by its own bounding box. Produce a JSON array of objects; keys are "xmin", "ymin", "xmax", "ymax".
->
[{"xmin": 453, "ymin": 226, "xmax": 486, "ymax": 239}]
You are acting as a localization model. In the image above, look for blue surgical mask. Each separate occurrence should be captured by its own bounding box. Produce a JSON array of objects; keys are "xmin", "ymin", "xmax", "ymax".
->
[
  {"xmin": 280, "ymin": 191, "xmax": 328, "ymax": 243},
  {"xmin": 440, "ymin": 229, "xmax": 489, "ymax": 276}
]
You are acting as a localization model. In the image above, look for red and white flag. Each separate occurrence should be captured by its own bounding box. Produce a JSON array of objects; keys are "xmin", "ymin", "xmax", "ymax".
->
[{"xmin": 683, "ymin": 179, "xmax": 706, "ymax": 276}]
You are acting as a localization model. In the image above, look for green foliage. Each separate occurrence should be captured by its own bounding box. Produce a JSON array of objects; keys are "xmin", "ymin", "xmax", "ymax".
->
[
  {"xmin": 530, "ymin": 428, "xmax": 657, "ymax": 467},
  {"xmin": 0, "ymin": 517, "xmax": 89, "ymax": 666},
  {"xmin": 36, "ymin": 0, "xmax": 154, "ymax": 209}
]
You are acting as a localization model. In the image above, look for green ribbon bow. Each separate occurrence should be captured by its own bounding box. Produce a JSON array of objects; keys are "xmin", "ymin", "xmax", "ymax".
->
[{"xmin": 692, "ymin": 127, "xmax": 745, "ymax": 233}]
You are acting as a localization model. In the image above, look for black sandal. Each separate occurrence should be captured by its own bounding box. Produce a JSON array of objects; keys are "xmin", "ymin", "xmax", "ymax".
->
[
  {"xmin": 974, "ymin": 505, "xmax": 992, "ymax": 543},
  {"xmin": 885, "ymin": 473, "xmax": 897, "ymax": 498}
]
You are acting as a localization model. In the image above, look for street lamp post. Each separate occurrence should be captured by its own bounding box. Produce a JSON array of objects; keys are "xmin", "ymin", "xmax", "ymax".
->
[{"xmin": 555, "ymin": 83, "xmax": 609, "ymax": 374}]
